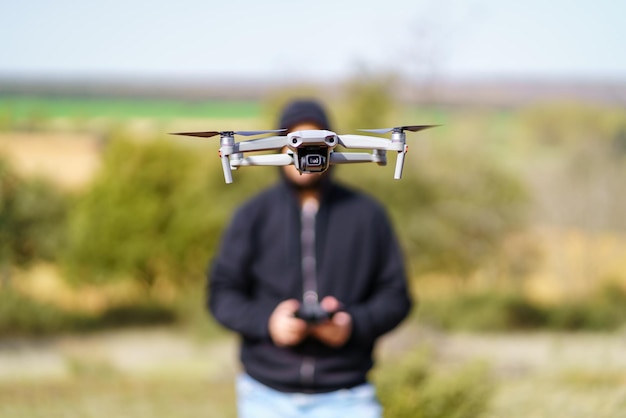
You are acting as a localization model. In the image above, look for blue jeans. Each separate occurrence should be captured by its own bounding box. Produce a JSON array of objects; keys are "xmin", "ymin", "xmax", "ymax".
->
[{"xmin": 236, "ymin": 373, "xmax": 383, "ymax": 418}]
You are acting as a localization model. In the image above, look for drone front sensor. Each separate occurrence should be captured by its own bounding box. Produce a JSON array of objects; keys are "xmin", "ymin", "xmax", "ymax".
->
[{"xmin": 171, "ymin": 125, "xmax": 438, "ymax": 184}]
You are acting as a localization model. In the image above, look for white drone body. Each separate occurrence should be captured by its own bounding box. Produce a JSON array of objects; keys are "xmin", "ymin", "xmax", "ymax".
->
[{"xmin": 172, "ymin": 125, "xmax": 437, "ymax": 184}]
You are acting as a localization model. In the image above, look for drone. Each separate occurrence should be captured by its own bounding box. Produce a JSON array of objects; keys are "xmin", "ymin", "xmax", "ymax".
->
[{"xmin": 171, "ymin": 125, "xmax": 438, "ymax": 184}]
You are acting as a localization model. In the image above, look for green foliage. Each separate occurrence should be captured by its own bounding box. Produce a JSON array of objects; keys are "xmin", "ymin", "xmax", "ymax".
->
[
  {"xmin": 547, "ymin": 282, "xmax": 626, "ymax": 331},
  {"xmin": 0, "ymin": 157, "xmax": 69, "ymax": 270},
  {"xmin": 418, "ymin": 292, "xmax": 548, "ymax": 331},
  {"xmin": 514, "ymin": 102, "xmax": 626, "ymax": 232},
  {"xmin": 337, "ymin": 141, "xmax": 529, "ymax": 279},
  {"xmin": 0, "ymin": 288, "xmax": 177, "ymax": 337},
  {"xmin": 409, "ymin": 149, "xmax": 527, "ymax": 278},
  {"xmin": 520, "ymin": 102, "xmax": 625, "ymax": 148},
  {"xmin": 375, "ymin": 349, "xmax": 493, "ymax": 418},
  {"xmin": 339, "ymin": 73, "xmax": 398, "ymax": 131},
  {"xmin": 0, "ymin": 287, "xmax": 83, "ymax": 335},
  {"xmin": 64, "ymin": 135, "xmax": 219, "ymax": 286},
  {"xmin": 171, "ymin": 281, "xmax": 229, "ymax": 341},
  {"xmin": 96, "ymin": 301, "xmax": 177, "ymax": 328},
  {"xmin": 63, "ymin": 133, "xmax": 275, "ymax": 288},
  {"xmin": 418, "ymin": 283, "xmax": 626, "ymax": 332}
]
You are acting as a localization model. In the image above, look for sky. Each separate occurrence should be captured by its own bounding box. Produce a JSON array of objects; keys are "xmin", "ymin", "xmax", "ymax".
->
[{"xmin": 1, "ymin": 0, "xmax": 625, "ymax": 82}]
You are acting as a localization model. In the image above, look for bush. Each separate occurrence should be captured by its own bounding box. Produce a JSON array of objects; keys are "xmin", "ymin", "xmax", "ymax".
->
[
  {"xmin": 418, "ymin": 292, "xmax": 548, "ymax": 332},
  {"xmin": 338, "ymin": 73, "xmax": 398, "ymax": 131},
  {"xmin": 418, "ymin": 283, "xmax": 626, "ymax": 332},
  {"xmin": 0, "ymin": 287, "xmax": 84, "ymax": 336},
  {"xmin": 0, "ymin": 156, "xmax": 69, "ymax": 273},
  {"xmin": 0, "ymin": 287, "xmax": 177, "ymax": 337},
  {"xmin": 95, "ymin": 300, "xmax": 178, "ymax": 328},
  {"xmin": 375, "ymin": 348, "xmax": 493, "ymax": 418},
  {"xmin": 547, "ymin": 283, "xmax": 626, "ymax": 331},
  {"xmin": 336, "ymin": 142, "xmax": 529, "ymax": 280},
  {"xmin": 63, "ymin": 135, "xmax": 225, "ymax": 287}
]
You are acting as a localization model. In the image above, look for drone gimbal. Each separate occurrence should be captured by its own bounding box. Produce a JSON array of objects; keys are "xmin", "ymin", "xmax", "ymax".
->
[{"xmin": 171, "ymin": 125, "xmax": 437, "ymax": 184}]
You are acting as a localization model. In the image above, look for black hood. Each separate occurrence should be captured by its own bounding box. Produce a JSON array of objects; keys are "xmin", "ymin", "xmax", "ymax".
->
[{"xmin": 277, "ymin": 99, "xmax": 332, "ymax": 132}]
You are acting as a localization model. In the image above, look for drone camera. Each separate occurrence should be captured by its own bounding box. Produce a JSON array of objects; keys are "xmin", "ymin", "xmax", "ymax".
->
[{"xmin": 297, "ymin": 145, "xmax": 329, "ymax": 173}]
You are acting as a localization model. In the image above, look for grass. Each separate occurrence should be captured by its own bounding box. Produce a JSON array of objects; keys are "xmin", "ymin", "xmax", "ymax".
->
[
  {"xmin": 374, "ymin": 348, "xmax": 493, "ymax": 418},
  {"xmin": 0, "ymin": 377, "xmax": 237, "ymax": 418},
  {"xmin": 2, "ymin": 327, "xmax": 625, "ymax": 418},
  {"xmin": 3, "ymin": 373, "xmax": 623, "ymax": 418},
  {"xmin": 487, "ymin": 372, "xmax": 626, "ymax": 418}
]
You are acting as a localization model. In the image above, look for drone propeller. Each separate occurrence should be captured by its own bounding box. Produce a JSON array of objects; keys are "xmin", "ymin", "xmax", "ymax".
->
[
  {"xmin": 170, "ymin": 129, "xmax": 285, "ymax": 138},
  {"xmin": 359, "ymin": 125, "xmax": 439, "ymax": 134}
]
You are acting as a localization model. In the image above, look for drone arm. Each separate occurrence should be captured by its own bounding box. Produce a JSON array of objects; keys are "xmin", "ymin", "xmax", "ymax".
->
[
  {"xmin": 330, "ymin": 152, "xmax": 386, "ymax": 165},
  {"xmin": 338, "ymin": 134, "xmax": 402, "ymax": 151},
  {"xmin": 234, "ymin": 136, "xmax": 288, "ymax": 153},
  {"xmin": 330, "ymin": 152, "xmax": 375, "ymax": 163},
  {"xmin": 230, "ymin": 153, "xmax": 293, "ymax": 167}
]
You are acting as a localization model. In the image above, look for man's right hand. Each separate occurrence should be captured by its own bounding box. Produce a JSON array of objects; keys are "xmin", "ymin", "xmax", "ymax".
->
[{"xmin": 268, "ymin": 299, "xmax": 308, "ymax": 347}]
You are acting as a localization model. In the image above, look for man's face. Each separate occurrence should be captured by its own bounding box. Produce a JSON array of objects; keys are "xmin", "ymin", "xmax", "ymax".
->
[{"xmin": 281, "ymin": 122, "xmax": 328, "ymax": 188}]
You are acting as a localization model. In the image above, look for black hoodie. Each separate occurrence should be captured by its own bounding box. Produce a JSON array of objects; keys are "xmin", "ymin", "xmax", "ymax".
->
[{"xmin": 208, "ymin": 178, "xmax": 412, "ymax": 393}]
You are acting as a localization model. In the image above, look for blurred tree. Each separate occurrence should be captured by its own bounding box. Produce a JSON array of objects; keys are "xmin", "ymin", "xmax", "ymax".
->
[
  {"xmin": 64, "ymin": 136, "xmax": 214, "ymax": 288},
  {"xmin": 63, "ymin": 134, "xmax": 274, "ymax": 289},
  {"xmin": 0, "ymin": 157, "xmax": 69, "ymax": 284},
  {"xmin": 339, "ymin": 72, "xmax": 398, "ymax": 131},
  {"xmin": 519, "ymin": 103, "xmax": 626, "ymax": 233},
  {"xmin": 337, "ymin": 140, "xmax": 529, "ymax": 282},
  {"xmin": 520, "ymin": 103, "xmax": 620, "ymax": 148}
]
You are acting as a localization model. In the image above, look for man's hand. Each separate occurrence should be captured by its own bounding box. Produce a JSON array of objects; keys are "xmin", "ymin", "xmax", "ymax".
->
[
  {"xmin": 309, "ymin": 296, "xmax": 352, "ymax": 348},
  {"xmin": 268, "ymin": 299, "xmax": 308, "ymax": 347}
]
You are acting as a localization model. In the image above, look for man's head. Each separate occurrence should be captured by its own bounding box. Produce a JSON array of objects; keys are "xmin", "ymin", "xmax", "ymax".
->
[{"xmin": 277, "ymin": 99, "xmax": 333, "ymax": 189}]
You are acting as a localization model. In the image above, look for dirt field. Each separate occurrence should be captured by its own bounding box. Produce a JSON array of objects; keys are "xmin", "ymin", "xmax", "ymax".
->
[{"xmin": 0, "ymin": 133, "xmax": 101, "ymax": 190}]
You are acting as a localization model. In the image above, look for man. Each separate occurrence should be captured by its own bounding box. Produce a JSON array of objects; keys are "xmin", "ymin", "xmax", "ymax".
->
[{"xmin": 208, "ymin": 99, "xmax": 412, "ymax": 418}]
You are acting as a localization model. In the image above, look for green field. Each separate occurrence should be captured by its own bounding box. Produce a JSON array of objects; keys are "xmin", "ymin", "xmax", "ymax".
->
[{"xmin": 0, "ymin": 96, "xmax": 261, "ymax": 121}]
